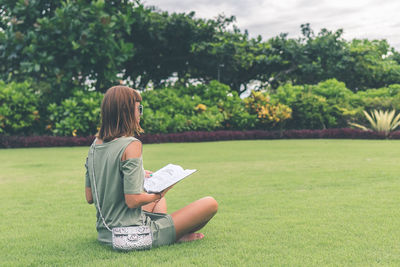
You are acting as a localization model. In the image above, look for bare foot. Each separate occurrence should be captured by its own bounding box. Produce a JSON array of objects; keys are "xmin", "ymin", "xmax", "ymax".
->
[{"xmin": 177, "ymin": 233, "xmax": 205, "ymax": 243}]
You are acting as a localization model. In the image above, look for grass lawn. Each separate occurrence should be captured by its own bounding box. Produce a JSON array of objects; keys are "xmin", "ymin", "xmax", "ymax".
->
[{"xmin": 1, "ymin": 139, "xmax": 400, "ymax": 266}]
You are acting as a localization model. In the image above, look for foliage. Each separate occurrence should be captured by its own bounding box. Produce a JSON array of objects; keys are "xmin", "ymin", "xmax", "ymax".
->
[
  {"xmin": 344, "ymin": 39, "xmax": 400, "ymax": 91},
  {"xmin": 244, "ymin": 91, "xmax": 292, "ymax": 129},
  {"xmin": 0, "ymin": 80, "xmax": 40, "ymax": 135},
  {"xmin": 2, "ymin": 2, "xmax": 400, "ymax": 97},
  {"xmin": 190, "ymin": 26, "xmax": 271, "ymax": 94},
  {"xmin": 188, "ymin": 106, "xmax": 225, "ymax": 131},
  {"xmin": 123, "ymin": 10, "xmax": 231, "ymax": 90},
  {"xmin": 0, "ymin": 135, "xmax": 94, "ymax": 148},
  {"xmin": 0, "ymin": 0, "xmax": 134, "ymax": 102},
  {"xmin": 349, "ymin": 109, "xmax": 400, "ymax": 136},
  {"xmin": 356, "ymin": 84, "xmax": 400, "ymax": 98},
  {"xmin": 280, "ymin": 25, "xmax": 350, "ymax": 87},
  {"xmin": 177, "ymin": 81, "xmax": 257, "ymax": 130},
  {"xmin": 290, "ymin": 93, "xmax": 343, "ymax": 129},
  {"xmin": 47, "ymin": 90, "xmax": 103, "ymax": 136},
  {"xmin": 141, "ymin": 81, "xmax": 235, "ymax": 133},
  {"xmin": 272, "ymin": 83, "xmax": 305, "ymax": 104},
  {"xmin": 346, "ymin": 85, "xmax": 400, "ymax": 123},
  {"xmin": 1, "ymin": 129, "xmax": 393, "ymax": 148},
  {"xmin": 4, "ymin": 75, "xmax": 400, "ymax": 135},
  {"xmin": 2, "ymin": 1, "xmax": 400, "ymax": 136},
  {"xmin": 265, "ymin": 24, "xmax": 400, "ymax": 92},
  {"xmin": 219, "ymin": 99, "xmax": 257, "ymax": 130},
  {"xmin": 310, "ymin": 79, "xmax": 353, "ymax": 100},
  {"xmin": 272, "ymin": 80, "xmax": 350, "ymax": 129}
]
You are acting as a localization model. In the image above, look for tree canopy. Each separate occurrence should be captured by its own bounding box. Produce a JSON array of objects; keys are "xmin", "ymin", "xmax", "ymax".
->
[{"xmin": 1, "ymin": 0, "xmax": 400, "ymax": 100}]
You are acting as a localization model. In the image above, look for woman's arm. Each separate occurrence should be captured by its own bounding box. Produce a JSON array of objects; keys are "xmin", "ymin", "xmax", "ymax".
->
[
  {"xmin": 125, "ymin": 185, "xmax": 172, "ymax": 209},
  {"xmin": 122, "ymin": 141, "xmax": 172, "ymax": 208},
  {"xmin": 85, "ymin": 187, "xmax": 93, "ymax": 204},
  {"xmin": 122, "ymin": 141, "xmax": 155, "ymax": 208},
  {"xmin": 125, "ymin": 192, "xmax": 161, "ymax": 209}
]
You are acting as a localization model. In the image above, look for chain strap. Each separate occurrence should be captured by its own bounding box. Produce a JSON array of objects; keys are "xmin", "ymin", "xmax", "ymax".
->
[{"xmin": 90, "ymin": 140, "xmax": 112, "ymax": 232}]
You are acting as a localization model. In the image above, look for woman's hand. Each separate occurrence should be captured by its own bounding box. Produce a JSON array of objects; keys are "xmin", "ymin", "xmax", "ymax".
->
[{"xmin": 145, "ymin": 170, "xmax": 153, "ymax": 178}]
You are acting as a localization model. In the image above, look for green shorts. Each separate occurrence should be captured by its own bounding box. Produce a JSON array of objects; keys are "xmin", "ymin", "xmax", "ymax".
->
[{"xmin": 143, "ymin": 211, "xmax": 176, "ymax": 247}]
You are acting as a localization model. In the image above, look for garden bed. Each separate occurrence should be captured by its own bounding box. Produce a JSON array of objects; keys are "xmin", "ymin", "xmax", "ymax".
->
[{"xmin": 0, "ymin": 128, "xmax": 395, "ymax": 148}]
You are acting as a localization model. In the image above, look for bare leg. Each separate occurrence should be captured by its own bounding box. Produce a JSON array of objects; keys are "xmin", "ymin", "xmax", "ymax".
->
[
  {"xmin": 171, "ymin": 196, "xmax": 218, "ymax": 241},
  {"xmin": 152, "ymin": 197, "xmax": 167, "ymax": 213},
  {"xmin": 189, "ymin": 220, "xmax": 210, "ymax": 233},
  {"xmin": 175, "ymin": 220, "xmax": 211, "ymax": 242},
  {"xmin": 142, "ymin": 197, "xmax": 167, "ymax": 213}
]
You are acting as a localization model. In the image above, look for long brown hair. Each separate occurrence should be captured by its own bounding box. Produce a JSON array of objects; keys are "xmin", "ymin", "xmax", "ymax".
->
[{"xmin": 98, "ymin": 86, "xmax": 143, "ymax": 142}]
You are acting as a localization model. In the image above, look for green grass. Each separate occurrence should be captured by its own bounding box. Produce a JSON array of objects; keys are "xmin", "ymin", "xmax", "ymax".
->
[{"xmin": 1, "ymin": 140, "xmax": 400, "ymax": 266}]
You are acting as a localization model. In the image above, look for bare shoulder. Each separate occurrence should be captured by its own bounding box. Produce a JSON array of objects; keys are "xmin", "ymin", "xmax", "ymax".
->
[{"xmin": 122, "ymin": 140, "xmax": 142, "ymax": 160}]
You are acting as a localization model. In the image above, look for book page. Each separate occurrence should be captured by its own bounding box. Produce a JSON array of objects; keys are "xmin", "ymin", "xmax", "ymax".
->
[{"xmin": 144, "ymin": 164, "xmax": 196, "ymax": 193}]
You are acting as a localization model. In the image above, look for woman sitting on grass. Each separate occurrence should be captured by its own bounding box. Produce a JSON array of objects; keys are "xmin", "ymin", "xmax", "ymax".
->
[{"xmin": 84, "ymin": 85, "xmax": 218, "ymax": 247}]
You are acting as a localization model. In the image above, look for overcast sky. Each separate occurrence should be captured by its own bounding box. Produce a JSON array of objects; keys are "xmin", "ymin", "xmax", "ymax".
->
[{"xmin": 143, "ymin": 0, "xmax": 400, "ymax": 50}]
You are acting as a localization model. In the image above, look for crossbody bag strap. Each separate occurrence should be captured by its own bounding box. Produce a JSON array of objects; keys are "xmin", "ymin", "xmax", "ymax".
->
[{"xmin": 90, "ymin": 139, "xmax": 112, "ymax": 232}]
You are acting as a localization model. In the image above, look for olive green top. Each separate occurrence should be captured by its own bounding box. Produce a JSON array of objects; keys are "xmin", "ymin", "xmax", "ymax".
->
[{"xmin": 85, "ymin": 136, "xmax": 146, "ymax": 244}]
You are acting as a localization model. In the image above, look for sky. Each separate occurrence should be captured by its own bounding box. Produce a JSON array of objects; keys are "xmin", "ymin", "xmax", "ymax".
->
[{"xmin": 143, "ymin": 0, "xmax": 400, "ymax": 50}]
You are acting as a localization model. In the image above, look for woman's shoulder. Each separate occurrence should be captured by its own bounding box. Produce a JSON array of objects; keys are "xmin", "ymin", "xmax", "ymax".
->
[{"xmin": 121, "ymin": 138, "xmax": 142, "ymax": 161}]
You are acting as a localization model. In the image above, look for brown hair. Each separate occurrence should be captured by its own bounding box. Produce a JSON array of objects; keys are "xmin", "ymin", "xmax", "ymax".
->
[{"xmin": 98, "ymin": 86, "xmax": 143, "ymax": 142}]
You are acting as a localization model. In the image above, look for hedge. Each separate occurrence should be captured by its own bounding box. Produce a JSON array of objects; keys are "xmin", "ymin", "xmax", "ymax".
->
[{"xmin": 0, "ymin": 128, "xmax": 394, "ymax": 148}]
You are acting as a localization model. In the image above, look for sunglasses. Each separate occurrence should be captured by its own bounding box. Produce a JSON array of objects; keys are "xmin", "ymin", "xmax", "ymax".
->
[{"xmin": 138, "ymin": 104, "xmax": 143, "ymax": 116}]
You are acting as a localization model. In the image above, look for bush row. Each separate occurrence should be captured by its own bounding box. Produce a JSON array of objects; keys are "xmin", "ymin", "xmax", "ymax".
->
[
  {"xmin": 1, "ymin": 128, "xmax": 397, "ymax": 148},
  {"xmin": 2, "ymin": 79, "xmax": 400, "ymax": 136},
  {"xmin": 271, "ymin": 79, "xmax": 400, "ymax": 129}
]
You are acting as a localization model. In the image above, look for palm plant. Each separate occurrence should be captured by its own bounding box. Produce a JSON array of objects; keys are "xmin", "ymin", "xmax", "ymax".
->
[{"xmin": 349, "ymin": 109, "xmax": 400, "ymax": 136}]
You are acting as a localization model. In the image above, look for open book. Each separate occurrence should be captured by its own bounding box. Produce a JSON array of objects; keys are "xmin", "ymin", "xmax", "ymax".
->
[{"xmin": 144, "ymin": 164, "xmax": 197, "ymax": 193}]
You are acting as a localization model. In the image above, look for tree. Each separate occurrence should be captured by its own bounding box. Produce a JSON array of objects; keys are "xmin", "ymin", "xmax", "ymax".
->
[
  {"xmin": 122, "ymin": 11, "xmax": 231, "ymax": 90},
  {"xmin": 265, "ymin": 24, "xmax": 350, "ymax": 89},
  {"xmin": 267, "ymin": 24, "xmax": 400, "ymax": 91},
  {"xmin": 342, "ymin": 39, "xmax": 400, "ymax": 90},
  {"xmin": 2, "ymin": 2, "xmax": 400, "ymax": 100},
  {"xmin": 0, "ymin": 0, "xmax": 135, "ymax": 102},
  {"xmin": 191, "ymin": 25, "xmax": 266, "ymax": 95}
]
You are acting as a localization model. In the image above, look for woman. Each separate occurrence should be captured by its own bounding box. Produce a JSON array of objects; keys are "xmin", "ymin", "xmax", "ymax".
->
[{"xmin": 85, "ymin": 85, "xmax": 218, "ymax": 247}]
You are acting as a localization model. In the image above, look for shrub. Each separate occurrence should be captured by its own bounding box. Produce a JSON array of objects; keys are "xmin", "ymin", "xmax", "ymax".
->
[
  {"xmin": 141, "ymin": 109, "xmax": 173, "ymax": 134},
  {"xmin": 48, "ymin": 90, "xmax": 103, "ymax": 136},
  {"xmin": 0, "ymin": 135, "xmax": 95, "ymax": 148},
  {"xmin": 188, "ymin": 106, "xmax": 224, "ymax": 131},
  {"xmin": 168, "ymin": 114, "xmax": 192, "ymax": 133},
  {"xmin": 140, "ymin": 89, "xmax": 192, "ymax": 134},
  {"xmin": 0, "ymin": 128, "xmax": 388, "ymax": 148},
  {"xmin": 349, "ymin": 109, "xmax": 400, "ymax": 136},
  {"xmin": 272, "ymin": 80, "xmax": 359, "ymax": 129},
  {"xmin": 142, "ymin": 89, "xmax": 199, "ymax": 117},
  {"xmin": 351, "ymin": 84, "xmax": 400, "ymax": 112},
  {"xmin": 272, "ymin": 83, "xmax": 305, "ymax": 104},
  {"xmin": 244, "ymin": 91, "xmax": 292, "ymax": 129},
  {"xmin": 141, "ymin": 81, "xmax": 255, "ymax": 133},
  {"xmin": 311, "ymin": 79, "xmax": 353, "ymax": 100},
  {"xmin": 288, "ymin": 93, "xmax": 342, "ymax": 129},
  {"xmin": 177, "ymin": 81, "xmax": 233, "ymax": 107},
  {"xmin": 177, "ymin": 81, "xmax": 259, "ymax": 130},
  {"xmin": 357, "ymin": 84, "xmax": 400, "ymax": 98},
  {"xmin": 222, "ymin": 105, "xmax": 257, "ymax": 130},
  {"xmin": 0, "ymin": 80, "xmax": 41, "ymax": 135}
]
